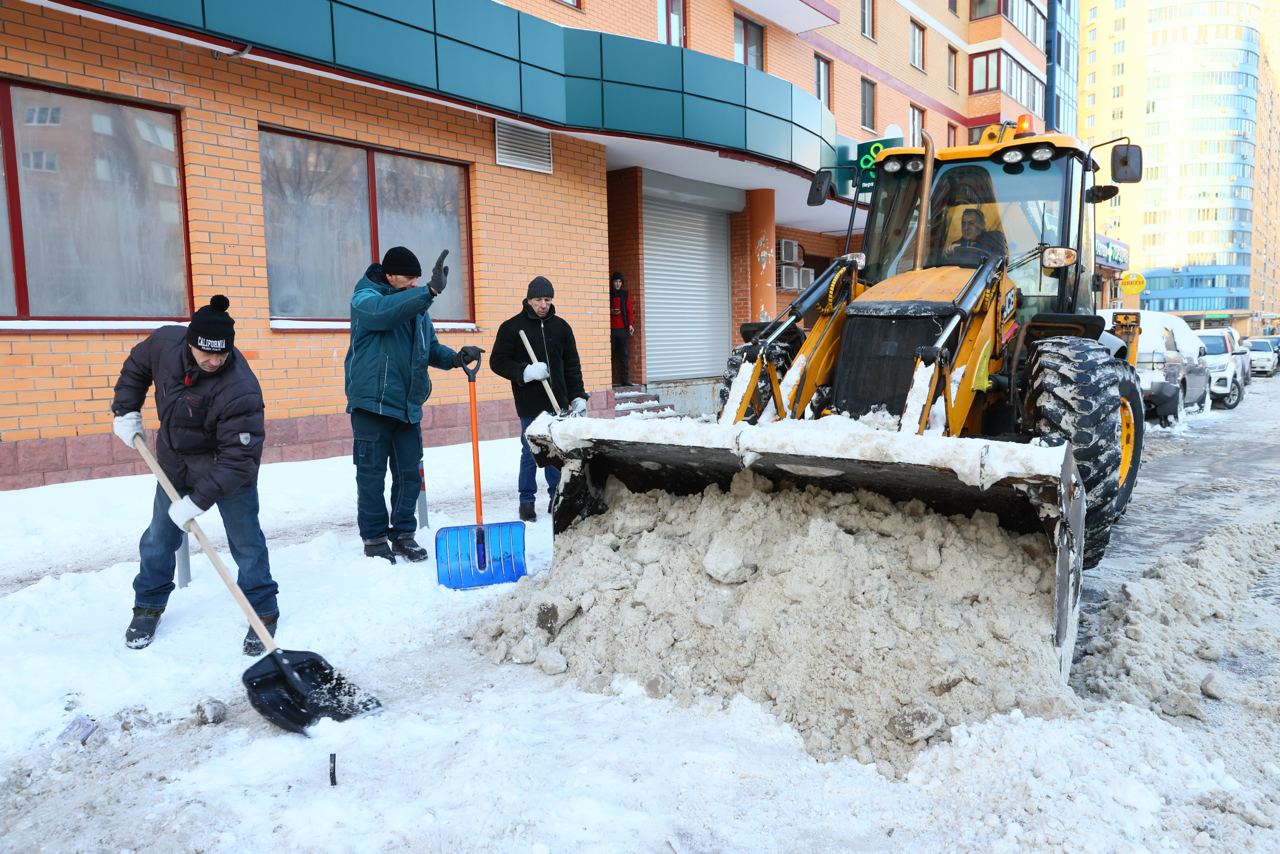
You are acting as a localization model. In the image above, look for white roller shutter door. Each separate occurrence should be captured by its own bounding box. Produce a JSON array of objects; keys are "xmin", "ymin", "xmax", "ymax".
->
[{"xmin": 642, "ymin": 197, "xmax": 732, "ymax": 381}]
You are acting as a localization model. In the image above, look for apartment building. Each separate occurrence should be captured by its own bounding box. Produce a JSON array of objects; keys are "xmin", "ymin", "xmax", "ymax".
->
[
  {"xmin": 0, "ymin": 0, "xmax": 1065, "ymax": 487},
  {"xmin": 1079, "ymin": 0, "xmax": 1280, "ymax": 334}
]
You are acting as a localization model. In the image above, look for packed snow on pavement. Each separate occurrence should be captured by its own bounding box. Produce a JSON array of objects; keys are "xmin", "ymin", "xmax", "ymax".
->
[{"xmin": 2, "ymin": 384, "xmax": 1279, "ymax": 851}]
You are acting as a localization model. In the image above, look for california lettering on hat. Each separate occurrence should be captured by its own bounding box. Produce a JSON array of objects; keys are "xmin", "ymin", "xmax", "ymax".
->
[{"xmin": 187, "ymin": 295, "xmax": 236, "ymax": 354}]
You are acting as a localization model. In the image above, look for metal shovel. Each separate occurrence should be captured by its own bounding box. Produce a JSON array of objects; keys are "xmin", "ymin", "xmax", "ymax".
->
[
  {"xmin": 434, "ymin": 360, "xmax": 527, "ymax": 589},
  {"xmin": 133, "ymin": 436, "xmax": 380, "ymax": 734}
]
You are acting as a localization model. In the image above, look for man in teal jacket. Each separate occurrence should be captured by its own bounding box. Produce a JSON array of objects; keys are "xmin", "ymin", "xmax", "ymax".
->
[{"xmin": 345, "ymin": 246, "xmax": 482, "ymax": 563}]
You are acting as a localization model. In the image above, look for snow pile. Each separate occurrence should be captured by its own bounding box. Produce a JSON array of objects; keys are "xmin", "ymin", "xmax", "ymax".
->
[
  {"xmin": 471, "ymin": 470, "xmax": 1076, "ymax": 775},
  {"xmin": 1073, "ymin": 520, "xmax": 1280, "ymax": 833}
]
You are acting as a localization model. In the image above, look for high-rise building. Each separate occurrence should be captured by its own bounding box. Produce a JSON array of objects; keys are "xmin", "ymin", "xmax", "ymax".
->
[
  {"xmin": 1046, "ymin": 0, "xmax": 1081, "ymax": 134},
  {"xmin": 1080, "ymin": 0, "xmax": 1278, "ymax": 334}
]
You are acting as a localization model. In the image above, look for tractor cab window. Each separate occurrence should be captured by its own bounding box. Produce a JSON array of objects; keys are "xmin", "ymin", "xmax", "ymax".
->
[{"xmin": 860, "ymin": 155, "xmax": 1072, "ymax": 324}]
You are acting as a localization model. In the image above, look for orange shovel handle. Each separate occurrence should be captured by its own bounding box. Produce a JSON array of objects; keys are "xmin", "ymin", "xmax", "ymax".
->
[{"xmin": 463, "ymin": 361, "xmax": 483, "ymax": 527}]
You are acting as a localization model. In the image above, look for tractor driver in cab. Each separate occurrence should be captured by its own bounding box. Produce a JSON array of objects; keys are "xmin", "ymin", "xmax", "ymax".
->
[{"xmin": 945, "ymin": 208, "xmax": 1007, "ymax": 265}]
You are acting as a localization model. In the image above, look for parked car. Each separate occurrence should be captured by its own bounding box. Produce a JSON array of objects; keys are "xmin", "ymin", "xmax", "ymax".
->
[
  {"xmin": 1249, "ymin": 338, "xmax": 1279, "ymax": 376},
  {"xmin": 1251, "ymin": 335, "xmax": 1280, "ymax": 363},
  {"xmin": 1196, "ymin": 330, "xmax": 1246, "ymax": 409},
  {"xmin": 1097, "ymin": 309, "xmax": 1210, "ymax": 426},
  {"xmin": 1221, "ymin": 327, "xmax": 1252, "ymax": 385}
]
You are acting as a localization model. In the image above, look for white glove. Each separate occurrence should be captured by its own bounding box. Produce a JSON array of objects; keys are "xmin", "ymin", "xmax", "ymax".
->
[
  {"xmin": 570, "ymin": 397, "xmax": 588, "ymax": 416},
  {"xmin": 168, "ymin": 495, "xmax": 205, "ymax": 531},
  {"xmin": 112, "ymin": 412, "xmax": 144, "ymax": 448},
  {"xmin": 523, "ymin": 362, "xmax": 550, "ymax": 383}
]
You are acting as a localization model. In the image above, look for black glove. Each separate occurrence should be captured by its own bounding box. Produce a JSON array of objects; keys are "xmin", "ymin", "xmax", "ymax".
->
[
  {"xmin": 454, "ymin": 345, "xmax": 483, "ymax": 367},
  {"xmin": 428, "ymin": 250, "xmax": 449, "ymax": 295}
]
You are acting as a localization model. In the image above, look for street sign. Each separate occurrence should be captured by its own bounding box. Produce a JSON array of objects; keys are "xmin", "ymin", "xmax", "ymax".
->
[
  {"xmin": 857, "ymin": 137, "xmax": 903, "ymax": 197},
  {"xmin": 1119, "ymin": 272, "xmax": 1146, "ymax": 296}
]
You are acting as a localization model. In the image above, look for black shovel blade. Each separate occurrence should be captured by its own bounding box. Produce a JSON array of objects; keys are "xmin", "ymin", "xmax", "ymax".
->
[{"xmin": 242, "ymin": 648, "xmax": 381, "ymax": 734}]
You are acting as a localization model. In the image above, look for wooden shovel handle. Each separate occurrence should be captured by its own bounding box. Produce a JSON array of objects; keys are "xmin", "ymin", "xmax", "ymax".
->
[
  {"xmin": 517, "ymin": 329, "xmax": 562, "ymax": 414},
  {"xmin": 132, "ymin": 435, "xmax": 277, "ymax": 653}
]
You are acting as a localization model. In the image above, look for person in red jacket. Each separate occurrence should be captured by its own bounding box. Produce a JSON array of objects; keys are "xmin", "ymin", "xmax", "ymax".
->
[{"xmin": 609, "ymin": 272, "xmax": 635, "ymax": 386}]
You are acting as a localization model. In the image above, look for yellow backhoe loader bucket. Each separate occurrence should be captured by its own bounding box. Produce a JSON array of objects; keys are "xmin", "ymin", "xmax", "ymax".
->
[{"xmin": 527, "ymin": 415, "xmax": 1086, "ymax": 680}]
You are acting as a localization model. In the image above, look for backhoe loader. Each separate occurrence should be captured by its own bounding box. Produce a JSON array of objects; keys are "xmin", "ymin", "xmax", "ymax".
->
[{"xmin": 526, "ymin": 119, "xmax": 1145, "ymax": 678}]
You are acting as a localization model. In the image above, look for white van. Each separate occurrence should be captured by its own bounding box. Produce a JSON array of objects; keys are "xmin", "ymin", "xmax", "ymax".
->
[{"xmin": 1096, "ymin": 309, "xmax": 1210, "ymax": 425}]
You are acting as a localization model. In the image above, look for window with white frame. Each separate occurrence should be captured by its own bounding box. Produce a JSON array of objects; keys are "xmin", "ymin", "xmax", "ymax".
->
[
  {"xmin": 1, "ymin": 84, "xmax": 188, "ymax": 319},
  {"xmin": 909, "ymin": 105, "xmax": 925, "ymax": 146},
  {"xmin": 910, "ymin": 21, "xmax": 925, "ymax": 70},
  {"xmin": 734, "ymin": 15, "xmax": 764, "ymax": 70},
  {"xmin": 814, "ymin": 55, "xmax": 832, "ymax": 107},
  {"xmin": 259, "ymin": 130, "xmax": 472, "ymax": 321},
  {"xmin": 861, "ymin": 0, "xmax": 875, "ymax": 39},
  {"xmin": 658, "ymin": 0, "xmax": 684, "ymax": 47},
  {"xmin": 947, "ymin": 47, "xmax": 958, "ymax": 90},
  {"xmin": 860, "ymin": 78, "xmax": 876, "ymax": 129}
]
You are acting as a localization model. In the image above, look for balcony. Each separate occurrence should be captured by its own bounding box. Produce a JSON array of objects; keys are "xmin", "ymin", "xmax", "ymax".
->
[{"xmin": 734, "ymin": 0, "xmax": 840, "ymax": 33}]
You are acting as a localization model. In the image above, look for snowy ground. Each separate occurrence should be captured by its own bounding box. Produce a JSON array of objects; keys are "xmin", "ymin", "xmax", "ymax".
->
[{"xmin": 2, "ymin": 380, "xmax": 1279, "ymax": 852}]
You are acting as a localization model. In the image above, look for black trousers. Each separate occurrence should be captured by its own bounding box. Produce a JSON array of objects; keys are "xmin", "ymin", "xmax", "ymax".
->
[{"xmin": 611, "ymin": 328, "xmax": 630, "ymax": 385}]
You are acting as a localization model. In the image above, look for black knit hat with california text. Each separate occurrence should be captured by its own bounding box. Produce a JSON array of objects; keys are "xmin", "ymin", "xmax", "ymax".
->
[{"xmin": 187, "ymin": 295, "xmax": 235, "ymax": 354}]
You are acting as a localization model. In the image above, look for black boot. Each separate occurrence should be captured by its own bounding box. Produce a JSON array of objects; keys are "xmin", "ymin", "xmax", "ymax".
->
[
  {"xmin": 547, "ymin": 492, "xmax": 557, "ymax": 514},
  {"xmin": 243, "ymin": 614, "xmax": 278, "ymax": 657},
  {"xmin": 125, "ymin": 607, "xmax": 164, "ymax": 649},
  {"xmin": 363, "ymin": 537, "xmax": 396, "ymax": 564},
  {"xmin": 391, "ymin": 534, "xmax": 428, "ymax": 562},
  {"xmin": 518, "ymin": 501, "xmax": 536, "ymax": 522}
]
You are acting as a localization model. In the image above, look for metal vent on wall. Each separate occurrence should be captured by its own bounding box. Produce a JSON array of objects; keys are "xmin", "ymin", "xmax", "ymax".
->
[{"xmin": 495, "ymin": 121, "xmax": 553, "ymax": 174}]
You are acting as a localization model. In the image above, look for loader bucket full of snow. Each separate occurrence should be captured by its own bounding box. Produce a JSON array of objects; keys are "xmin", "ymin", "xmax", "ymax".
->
[{"xmin": 526, "ymin": 414, "xmax": 1086, "ymax": 678}]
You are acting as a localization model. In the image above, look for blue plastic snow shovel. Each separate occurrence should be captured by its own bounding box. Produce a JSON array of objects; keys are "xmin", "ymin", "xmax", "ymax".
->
[{"xmin": 435, "ymin": 359, "xmax": 527, "ymax": 589}]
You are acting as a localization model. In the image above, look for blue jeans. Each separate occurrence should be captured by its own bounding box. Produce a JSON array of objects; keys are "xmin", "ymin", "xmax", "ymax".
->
[
  {"xmin": 519, "ymin": 414, "xmax": 560, "ymax": 504},
  {"xmin": 352, "ymin": 408, "xmax": 423, "ymax": 541},
  {"xmin": 134, "ymin": 482, "xmax": 278, "ymax": 617}
]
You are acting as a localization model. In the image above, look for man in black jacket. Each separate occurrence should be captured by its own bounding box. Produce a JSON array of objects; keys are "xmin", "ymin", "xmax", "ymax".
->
[
  {"xmin": 111, "ymin": 295, "xmax": 279, "ymax": 655},
  {"xmin": 490, "ymin": 276, "xmax": 587, "ymax": 522}
]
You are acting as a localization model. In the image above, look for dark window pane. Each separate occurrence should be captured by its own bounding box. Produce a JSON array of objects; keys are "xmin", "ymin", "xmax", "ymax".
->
[
  {"xmin": 0, "ymin": 126, "xmax": 13, "ymax": 315},
  {"xmin": 11, "ymin": 87, "xmax": 187, "ymax": 317},
  {"xmin": 374, "ymin": 152, "xmax": 470, "ymax": 322},
  {"xmin": 260, "ymin": 132, "xmax": 371, "ymax": 318}
]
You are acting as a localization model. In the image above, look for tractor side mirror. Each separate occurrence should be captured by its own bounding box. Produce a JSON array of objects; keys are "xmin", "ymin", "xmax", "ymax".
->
[
  {"xmin": 1112, "ymin": 144, "xmax": 1143, "ymax": 183},
  {"xmin": 807, "ymin": 169, "xmax": 836, "ymax": 206},
  {"xmin": 1041, "ymin": 247, "xmax": 1078, "ymax": 269},
  {"xmin": 1086, "ymin": 185, "xmax": 1119, "ymax": 204}
]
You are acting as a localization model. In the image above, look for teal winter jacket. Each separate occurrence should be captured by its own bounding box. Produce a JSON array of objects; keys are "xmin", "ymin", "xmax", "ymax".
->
[{"xmin": 344, "ymin": 264, "xmax": 458, "ymax": 423}]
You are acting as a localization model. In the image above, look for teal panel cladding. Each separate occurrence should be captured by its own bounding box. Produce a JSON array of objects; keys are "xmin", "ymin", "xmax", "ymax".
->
[
  {"xmin": 522, "ymin": 66, "xmax": 566, "ymax": 124},
  {"xmin": 791, "ymin": 127, "xmax": 821, "ymax": 173},
  {"xmin": 435, "ymin": 0, "xmax": 518, "ymax": 59},
  {"xmin": 337, "ymin": 0, "xmax": 432, "ymax": 30},
  {"xmin": 101, "ymin": 0, "xmax": 203, "ymax": 26},
  {"xmin": 334, "ymin": 6, "xmax": 436, "ymax": 89},
  {"xmin": 565, "ymin": 78, "xmax": 602, "ymax": 128},
  {"xmin": 206, "ymin": 0, "xmax": 333, "ymax": 61},
  {"xmin": 747, "ymin": 111, "xmax": 791, "ymax": 162},
  {"xmin": 601, "ymin": 35, "xmax": 681, "ymax": 91},
  {"xmin": 77, "ymin": 0, "xmax": 837, "ymax": 174},
  {"xmin": 683, "ymin": 51, "xmax": 743, "ymax": 105},
  {"xmin": 603, "ymin": 83, "xmax": 681, "ymax": 137},
  {"xmin": 684, "ymin": 96, "xmax": 744, "ymax": 149},
  {"xmin": 563, "ymin": 29, "xmax": 601, "ymax": 78},
  {"xmin": 745, "ymin": 67, "xmax": 791, "ymax": 120},
  {"xmin": 519, "ymin": 14, "xmax": 565, "ymax": 75},
  {"xmin": 437, "ymin": 38, "xmax": 521, "ymax": 113}
]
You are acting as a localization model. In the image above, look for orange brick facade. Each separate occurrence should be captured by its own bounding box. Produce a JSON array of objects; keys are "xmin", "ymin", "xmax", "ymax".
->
[
  {"xmin": 0, "ymin": 2, "xmax": 617, "ymax": 488},
  {"xmin": 0, "ymin": 0, "xmax": 1047, "ymax": 487}
]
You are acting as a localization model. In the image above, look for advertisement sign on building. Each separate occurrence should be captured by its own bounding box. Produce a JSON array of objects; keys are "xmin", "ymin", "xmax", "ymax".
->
[
  {"xmin": 856, "ymin": 137, "xmax": 904, "ymax": 199},
  {"xmin": 1095, "ymin": 235, "xmax": 1130, "ymax": 271}
]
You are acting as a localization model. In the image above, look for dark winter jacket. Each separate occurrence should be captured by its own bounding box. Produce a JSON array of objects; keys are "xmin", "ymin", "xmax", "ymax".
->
[
  {"xmin": 111, "ymin": 325, "xmax": 265, "ymax": 510},
  {"xmin": 490, "ymin": 302, "xmax": 587, "ymax": 418},
  {"xmin": 345, "ymin": 263, "xmax": 459, "ymax": 424}
]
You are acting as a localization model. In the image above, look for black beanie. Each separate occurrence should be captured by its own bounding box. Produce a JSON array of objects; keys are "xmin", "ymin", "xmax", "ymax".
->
[
  {"xmin": 187, "ymin": 295, "xmax": 235, "ymax": 353},
  {"xmin": 527, "ymin": 276, "xmax": 554, "ymax": 299},
  {"xmin": 381, "ymin": 246, "xmax": 422, "ymax": 277}
]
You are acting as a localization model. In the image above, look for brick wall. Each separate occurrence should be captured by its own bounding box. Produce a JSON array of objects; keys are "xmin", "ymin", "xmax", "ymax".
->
[
  {"xmin": 0, "ymin": 3, "xmax": 613, "ymax": 488},
  {"xmin": 606, "ymin": 167, "xmax": 645, "ymax": 385}
]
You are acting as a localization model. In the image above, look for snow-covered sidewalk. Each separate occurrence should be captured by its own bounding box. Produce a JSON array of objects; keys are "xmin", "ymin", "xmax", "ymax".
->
[{"xmin": 1, "ymin": 419, "xmax": 1277, "ymax": 850}]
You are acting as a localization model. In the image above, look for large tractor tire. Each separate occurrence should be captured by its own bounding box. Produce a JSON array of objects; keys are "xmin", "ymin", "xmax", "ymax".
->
[{"xmin": 1028, "ymin": 337, "xmax": 1137, "ymax": 570}]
